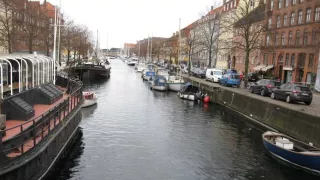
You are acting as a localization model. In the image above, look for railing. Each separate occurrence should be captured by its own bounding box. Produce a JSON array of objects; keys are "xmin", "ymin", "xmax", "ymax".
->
[{"xmin": 0, "ymin": 85, "xmax": 83, "ymax": 160}]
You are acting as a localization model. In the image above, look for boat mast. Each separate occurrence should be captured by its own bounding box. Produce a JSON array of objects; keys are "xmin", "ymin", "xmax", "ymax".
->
[
  {"xmin": 57, "ymin": 0, "xmax": 61, "ymax": 65},
  {"xmin": 107, "ymin": 33, "xmax": 108, "ymax": 57},
  {"xmin": 179, "ymin": 18, "xmax": 182, "ymax": 77},
  {"xmin": 150, "ymin": 33, "xmax": 153, "ymax": 62},
  {"xmin": 147, "ymin": 35, "xmax": 149, "ymax": 62}
]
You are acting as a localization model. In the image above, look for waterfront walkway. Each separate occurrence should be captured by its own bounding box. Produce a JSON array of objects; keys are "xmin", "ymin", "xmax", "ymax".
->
[{"xmin": 181, "ymin": 74, "xmax": 320, "ymax": 117}]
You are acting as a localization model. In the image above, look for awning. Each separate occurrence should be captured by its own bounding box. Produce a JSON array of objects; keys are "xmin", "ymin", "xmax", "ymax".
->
[
  {"xmin": 253, "ymin": 65, "xmax": 266, "ymax": 71},
  {"xmin": 261, "ymin": 65, "xmax": 274, "ymax": 72},
  {"xmin": 283, "ymin": 66, "xmax": 293, "ymax": 71}
]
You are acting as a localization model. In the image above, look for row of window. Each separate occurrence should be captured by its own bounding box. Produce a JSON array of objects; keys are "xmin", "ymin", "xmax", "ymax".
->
[
  {"xmin": 266, "ymin": 29, "xmax": 318, "ymax": 46},
  {"xmin": 269, "ymin": 7, "xmax": 320, "ymax": 29},
  {"xmin": 262, "ymin": 52, "xmax": 314, "ymax": 68},
  {"xmin": 270, "ymin": 0, "xmax": 304, "ymax": 10}
]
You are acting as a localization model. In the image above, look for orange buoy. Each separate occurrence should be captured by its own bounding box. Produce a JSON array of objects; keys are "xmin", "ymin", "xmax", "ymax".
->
[{"xmin": 203, "ymin": 96, "xmax": 210, "ymax": 103}]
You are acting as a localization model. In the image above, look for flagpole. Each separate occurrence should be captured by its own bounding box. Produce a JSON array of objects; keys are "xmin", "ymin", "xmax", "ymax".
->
[
  {"xmin": 53, "ymin": 0, "xmax": 57, "ymax": 84},
  {"xmin": 57, "ymin": 0, "xmax": 61, "ymax": 65}
]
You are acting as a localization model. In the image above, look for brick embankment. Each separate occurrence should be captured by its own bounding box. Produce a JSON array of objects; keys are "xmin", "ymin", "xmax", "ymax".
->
[{"xmin": 181, "ymin": 74, "xmax": 320, "ymax": 147}]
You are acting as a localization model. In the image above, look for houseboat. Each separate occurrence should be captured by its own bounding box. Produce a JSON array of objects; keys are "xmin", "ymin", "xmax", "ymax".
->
[{"xmin": 0, "ymin": 55, "xmax": 83, "ymax": 180}]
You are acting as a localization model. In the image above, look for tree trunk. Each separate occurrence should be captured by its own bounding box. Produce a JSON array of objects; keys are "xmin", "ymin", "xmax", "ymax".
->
[
  {"xmin": 244, "ymin": 49, "xmax": 250, "ymax": 88},
  {"xmin": 67, "ymin": 50, "xmax": 70, "ymax": 64},
  {"xmin": 208, "ymin": 50, "xmax": 212, "ymax": 67},
  {"xmin": 28, "ymin": 39, "xmax": 33, "ymax": 54},
  {"xmin": 188, "ymin": 50, "xmax": 191, "ymax": 77}
]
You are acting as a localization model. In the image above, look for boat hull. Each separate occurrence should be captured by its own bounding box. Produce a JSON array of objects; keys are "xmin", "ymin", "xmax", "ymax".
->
[
  {"xmin": 178, "ymin": 92, "xmax": 197, "ymax": 101},
  {"xmin": 0, "ymin": 104, "xmax": 83, "ymax": 180},
  {"xmin": 151, "ymin": 85, "xmax": 167, "ymax": 91},
  {"xmin": 263, "ymin": 133, "xmax": 320, "ymax": 174},
  {"xmin": 127, "ymin": 63, "xmax": 136, "ymax": 66},
  {"xmin": 82, "ymin": 98, "xmax": 97, "ymax": 108},
  {"xmin": 168, "ymin": 83, "xmax": 184, "ymax": 92}
]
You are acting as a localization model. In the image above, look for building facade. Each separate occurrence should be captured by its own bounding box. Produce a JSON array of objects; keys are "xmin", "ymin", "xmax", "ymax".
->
[{"xmin": 261, "ymin": 0, "xmax": 320, "ymax": 84}]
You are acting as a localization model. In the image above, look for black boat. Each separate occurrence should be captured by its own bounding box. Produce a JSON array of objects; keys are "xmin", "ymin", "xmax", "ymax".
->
[{"xmin": 71, "ymin": 62, "xmax": 111, "ymax": 80}]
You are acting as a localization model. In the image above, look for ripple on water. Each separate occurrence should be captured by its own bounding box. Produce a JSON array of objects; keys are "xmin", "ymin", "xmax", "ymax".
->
[{"xmin": 49, "ymin": 60, "xmax": 320, "ymax": 180}]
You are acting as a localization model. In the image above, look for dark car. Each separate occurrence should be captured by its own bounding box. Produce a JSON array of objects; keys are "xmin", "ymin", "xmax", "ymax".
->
[
  {"xmin": 249, "ymin": 79, "xmax": 281, "ymax": 96},
  {"xmin": 271, "ymin": 83, "xmax": 313, "ymax": 105},
  {"xmin": 248, "ymin": 72, "xmax": 259, "ymax": 82},
  {"xmin": 192, "ymin": 68, "xmax": 206, "ymax": 78}
]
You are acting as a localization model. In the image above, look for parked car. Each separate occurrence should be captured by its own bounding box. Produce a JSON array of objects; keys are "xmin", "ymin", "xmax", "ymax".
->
[
  {"xmin": 271, "ymin": 83, "xmax": 313, "ymax": 105},
  {"xmin": 192, "ymin": 68, "xmax": 206, "ymax": 78},
  {"xmin": 248, "ymin": 72, "xmax": 260, "ymax": 82},
  {"xmin": 249, "ymin": 79, "xmax": 281, "ymax": 96},
  {"xmin": 219, "ymin": 73, "xmax": 241, "ymax": 87},
  {"xmin": 223, "ymin": 69, "xmax": 238, "ymax": 75},
  {"xmin": 206, "ymin": 68, "xmax": 223, "ymax": 83}
]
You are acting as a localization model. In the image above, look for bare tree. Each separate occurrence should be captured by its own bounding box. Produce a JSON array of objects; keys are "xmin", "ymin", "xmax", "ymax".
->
[
  {"xmin": 181, "ymin": 26, "xmax": 198, "ymax": 77},
  {"xmin": 197, "ymin": 9, "xmax": 220, "ymax": 67},
  {"xmin": 22, "ymin": 1, "xmax": 43, "ymax": 54},
  {"xmin": 220, "ymin": 0, "xmax": 267, "ymax": 87},
  {"xmin": 0, "ymin": 0, "xmax": 17, "ymax": 53}
]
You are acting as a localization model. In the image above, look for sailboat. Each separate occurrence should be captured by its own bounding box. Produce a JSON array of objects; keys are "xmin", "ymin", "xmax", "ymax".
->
[{"xmin": 169, "ymin": 18, "xmax": 185, "ymax": 92}]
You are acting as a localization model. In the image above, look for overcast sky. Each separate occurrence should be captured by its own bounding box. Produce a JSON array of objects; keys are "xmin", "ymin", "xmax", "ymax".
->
[{"xmin": 45, "ymin": 0, "xmax": 222, "ymax": 49}]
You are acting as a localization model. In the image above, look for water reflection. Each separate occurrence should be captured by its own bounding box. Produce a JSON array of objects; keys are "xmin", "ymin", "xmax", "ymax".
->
[
  {"xmin": 46, "ymin": 128, "xmax": 84, "ymax": 180},
  {"xmin": 49, "ymin": 60, "xmax": 320, "ymax": 180},
  {"xmin": 81, "ymin": 104, "xmax": 98, "ymax": 119}
]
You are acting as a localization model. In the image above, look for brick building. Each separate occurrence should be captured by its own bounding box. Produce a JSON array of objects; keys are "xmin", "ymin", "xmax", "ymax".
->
[{"xmin": 261, "ymin": 0, "xmax": 320, "ymax": 84}]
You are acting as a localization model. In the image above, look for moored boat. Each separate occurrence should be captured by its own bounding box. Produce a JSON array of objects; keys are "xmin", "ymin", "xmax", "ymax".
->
[
  {"xmin": 167, "ymin": 76, "xmax": 185, "ymax": 92},
  {"xmin": 0, "ymin": 55, "xmax": 83, "ymax": 180},
  {"xmin": 142, "ymin": 66, "xmax": 156, "ymax": 81},
  {"xmin": 262, "ymin": 131, "xmax": 320, "ymax": 174},
  {"xmin": 82, "ymin": 91, "xmax": 98, "ymax": 108},
  {"xmin": 151, "ymin": 76, "xmax": 168, "ymax": 91},
  {"xmin": 136, "ymin": 62, "xmax": 147, "ymax": 73},
  {"xmin": 177, "ymin": 82, "xmax": 201, "ymax": 101}
]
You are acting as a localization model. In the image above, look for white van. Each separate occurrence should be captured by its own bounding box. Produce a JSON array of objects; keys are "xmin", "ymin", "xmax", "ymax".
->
[{"xmin": 206, "ymin": 68, "xmax": 223, "ymax": 82}]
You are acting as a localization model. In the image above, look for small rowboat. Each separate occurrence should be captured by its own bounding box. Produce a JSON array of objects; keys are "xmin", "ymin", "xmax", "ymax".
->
[
  {"xmin": 82, "ymin": 91, "xmax": 97, "ymax": 108},
  {"xmin": 262, "ymin": 131, "xmax": 320, "ymax": 174}
]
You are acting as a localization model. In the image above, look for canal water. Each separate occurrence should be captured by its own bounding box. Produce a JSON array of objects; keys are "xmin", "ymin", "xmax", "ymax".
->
[{"xmin": 48, "ymin": 60, "xmax": 318, "ymax": 180}]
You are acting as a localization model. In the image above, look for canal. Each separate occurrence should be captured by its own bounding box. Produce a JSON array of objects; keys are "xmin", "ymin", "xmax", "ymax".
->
[{"xmin": 48, "ymin": 60, "xmax": 318, "ymax": 180}]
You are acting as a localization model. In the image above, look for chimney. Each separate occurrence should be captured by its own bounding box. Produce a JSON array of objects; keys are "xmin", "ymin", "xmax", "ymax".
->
[
  {"xmin": 223, "ymin": 0, "xmax": 226, "ymax": 4},
  {"xmin": 211, "ymin": 6, "xmax": 213, "ymax": 10}
]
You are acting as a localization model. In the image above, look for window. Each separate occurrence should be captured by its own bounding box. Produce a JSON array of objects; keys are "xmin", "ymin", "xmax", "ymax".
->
[
  {"xmin": 277, "ymin": 16, "xmax": 281, "ymax": 27},
  {"xmin": 291, "ymin": 53, "xmax": 295, "ymax": 66},
  {"xmin": 316, "ymin": 7, "xmax": 320, "ymax": 21},
  {"xmin": 263, "ymin": 54, "xmax": 268, "ymax": 65},
  {"xmin": 312, "ymin": 29, "xmax": 318, "ymax": 44},
  {"xmin": 306, "ymin": 8, "xmax": 311, "ymax": 23},
  {"xmin": 275, "ymin": 33, "xmax": 280, "ymax": 45},
  {"xmin": 296, "ymin": 30, "xmax": 300, "ymax": 45},
  {"xmin": 266, "ymin": 35, "xmax": 270, "ymax": 46},
  {"xmin": 308, "ymin": 54, "xmax": 314, "ymax": 68},
  {"xmin": 250, "ymin": 0, "xmax": 255, "ymax": 7},
  {"xmin": 278, "ymin": 0, "xmax": 282, "ymax": 9},
  {"xmin": 281, "ymin": 32, "xmax": 286, "ymax": 45},
  {"xmin": 268, "ymin": 18, "xmax": 272, "ymax": 28},
  {"xmin": 298, "ymin": 53, "xmax": 306, "ymax": 67},
  {"xmin": 283, "ymin": 14, "xmax": 287, "ymax": 26},
  {"xmin": 285, "ymin": 53, "xmax": 289, "ymax": 66},
  {"xmin": 303, "ymin": 29, "xmax": 308, "ymax": 45},
  {"xmin": 272, "ymin": 53, "xmax": 276, "ymax": 65},
  {"xmin": 291, "ymin": 12, "xmax": 295, "ymax": 25},
  {"xmin": 292, "ymin": 0, "xmax": 296, "ymax": 5},
  {"xmin": 298, "ymin": 10, "xmax": 303, "ymax": 24},
  {"xmin": 288, "ymin": 31, "xmax": 293, "ymax": 45},
  {"xmin": 271, "ymin": 0, "xmax": 274, "ymax": 10},
  {"xmin": 285, "ymin": 0, "xmax": 288, "ymax": 7}
]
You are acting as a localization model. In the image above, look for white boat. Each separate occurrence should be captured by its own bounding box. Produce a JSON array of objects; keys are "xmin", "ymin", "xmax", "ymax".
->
[
  {"xmin": 177, "ymin": 83, "xmax": 201, "ymax": 101},
  {"xmin": 136, "ymin": 62, "xmax": 147, "ymax": 72},
  {"xmin": 156, "ymin": 68, "xmax": 169, "ymax": 80},
  {"xmin": 167, "ymin": 76, "xmax": 185, "ymax": 91},
  {"xmin": 82, "ymin": 91, "xmax": 97, "ymax": 108},
  {"xmin": 151, "ymin": 76, "xmax": 168, "ymax": 91}
]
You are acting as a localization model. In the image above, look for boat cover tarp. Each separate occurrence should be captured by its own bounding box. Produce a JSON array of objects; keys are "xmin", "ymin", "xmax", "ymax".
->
[
  {"xmin": 181, "ymin": 83, "xmax": 198, "ymax": 93},
  {"xmin": 154, "ymin": 76, "xmax": 167, "ymax": 86}
]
